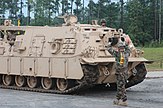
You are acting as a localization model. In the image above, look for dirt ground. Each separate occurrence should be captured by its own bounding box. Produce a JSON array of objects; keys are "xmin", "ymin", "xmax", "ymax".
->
[{"xmin": 0, "ymin": 72, "xmax": 163, "ymax": 108}]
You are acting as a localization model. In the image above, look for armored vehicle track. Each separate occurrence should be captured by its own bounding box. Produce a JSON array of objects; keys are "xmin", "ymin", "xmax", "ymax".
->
[
  {"xmin": 94, "ymin": 64, "xmax": 147, "ymax": 90},
  {"xmin": 0, "ymin": 65, "xmax": 99, "ymax": 94},
  {"xmin": 126, "ymin": 64, "xmax": 147, "ymax": 88},
  {"xmin": 0, "ymin": 64, "xmax": 147, "ymax": 93}
]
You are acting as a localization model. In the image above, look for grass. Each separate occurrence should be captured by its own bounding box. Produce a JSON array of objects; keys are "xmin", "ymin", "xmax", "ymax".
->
[{"xmin": 141, "ymin": 48, "xmax": 163, "ymax": 71}]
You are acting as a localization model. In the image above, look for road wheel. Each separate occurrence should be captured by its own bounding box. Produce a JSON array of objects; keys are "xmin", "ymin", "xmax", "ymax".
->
[
  {"xmin": 27, "ymin": 76, "xmax": 40, "ymax": 88},
  {"xmin": 56, "ymin": 78, "xmax": 71, "ymax": 91},
  {"xmin": 41, "ymin": 77, "xmax": 54, "ymax": 90},
  {"xmin": 15, "ymin": 76, "xmax": 26, "ymax": 87},
  {"xmin": 2, "ymin": 75, "xmax": 14, "ymax": 86}
]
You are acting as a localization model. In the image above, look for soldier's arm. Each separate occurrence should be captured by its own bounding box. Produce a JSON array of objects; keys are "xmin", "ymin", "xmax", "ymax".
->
[
  {"xmin": 125, "ymin": 45, "xmax": 131, "ymax": 57},
  {"xmin": 107, "ymin": 44, "xmax": 117, "ymax": 57}
]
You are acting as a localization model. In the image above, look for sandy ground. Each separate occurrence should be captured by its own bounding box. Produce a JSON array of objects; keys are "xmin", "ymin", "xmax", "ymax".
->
[{"xmin": 0, "ymin": 72, "xmax": 163, "ymax": 108}]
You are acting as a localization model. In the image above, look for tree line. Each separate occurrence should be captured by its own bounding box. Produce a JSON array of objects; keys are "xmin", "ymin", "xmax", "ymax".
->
[{"xmin": 0, "ymin": 0, "xmax": 162, "ymax": 47}]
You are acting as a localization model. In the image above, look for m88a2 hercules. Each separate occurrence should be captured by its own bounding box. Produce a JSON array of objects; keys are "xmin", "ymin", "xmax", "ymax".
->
[{"xmin": 0, "ymin": 15, "xmax": 148, "ymax": 94}]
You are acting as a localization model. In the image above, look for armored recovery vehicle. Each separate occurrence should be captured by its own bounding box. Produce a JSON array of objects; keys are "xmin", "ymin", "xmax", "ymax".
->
[{"xmin": 0, "ymin": 15, "xmax": 148, "ymax": 94}]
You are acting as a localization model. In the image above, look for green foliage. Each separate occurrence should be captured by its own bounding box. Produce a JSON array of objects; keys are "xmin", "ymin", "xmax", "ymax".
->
[
  {"xmin": 145, "ymin": 41, "xmax": 163, "ymax": 47},
  {"xmin": 143, "ymin": 48, "xmax": 163, "ymax": 70},
  {"xmin": 126, "ymin": 0, "xmax": 153, "ymax": 46},
  {"xmin": 143, "ymin": 48, "xmax": 163, "ymax": 60},
  {"xmin": 73, "ymin": 0, "xmax": 82, "ymax": 21},
  {"xmin": 0, "ymin": 1, "xmax": 7, "ymax": 14}
]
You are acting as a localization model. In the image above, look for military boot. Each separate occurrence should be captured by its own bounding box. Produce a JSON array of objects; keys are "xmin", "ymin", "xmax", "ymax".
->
[
  {"xmin": 113, "ymin": 99, "xmax": 128, "ymax": 106},
  {"xmin": 113, "ymin": 99, "xmax": 119, "ymax": 105},
  {"xmin": 118, "ymin": 99, "xmax": 128, "ymax": 106}
]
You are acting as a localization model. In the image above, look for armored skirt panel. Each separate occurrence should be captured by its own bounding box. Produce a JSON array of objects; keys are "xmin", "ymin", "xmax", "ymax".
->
[{"xmin": 0, "ymin": 56, "xmax": 83, "ymax": 79}]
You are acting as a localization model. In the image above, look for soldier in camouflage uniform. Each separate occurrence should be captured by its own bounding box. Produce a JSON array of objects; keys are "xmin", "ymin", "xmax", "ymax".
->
[
  {"xmin": 107, "ymin": 38, "xmax": 130, "ymax": 106},
  {"xmin": 100, "ymin": 19, "xmax": 106, "ymax": 27}
]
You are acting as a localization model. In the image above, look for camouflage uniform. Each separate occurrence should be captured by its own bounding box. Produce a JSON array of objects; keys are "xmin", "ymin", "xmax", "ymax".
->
[{"xmin": 108, "ymin": 42, "xmax": 130, "ymax": 105}]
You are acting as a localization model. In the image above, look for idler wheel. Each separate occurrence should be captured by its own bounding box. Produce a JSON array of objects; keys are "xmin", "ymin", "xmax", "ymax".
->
[
  {"xmin": 56, "ymin": 78, "xmax": 70, "ymax": 91},
  {"xmin": 27, "ymin": 76, "xmax": 40, "ymax": 88},
  {"xmin": 15, "ymin": 76, "xmax": 26, "ymax": 87},
  {"xmin": 41, "ymin": 77, "xmax": 54, "ymax": 90},
  {"xmin": 2, "ymin": 75, "xmax": 14, "ymax": 86}
]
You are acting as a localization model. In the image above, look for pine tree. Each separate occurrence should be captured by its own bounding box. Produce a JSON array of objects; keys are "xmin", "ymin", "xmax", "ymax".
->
[
  {"xmin": 70, "ymin": 0, "xmax": 74, "ymax": 14},
  {"xmin": 74, "ymin": 0, "xmax": 82, "ymax": 20}
]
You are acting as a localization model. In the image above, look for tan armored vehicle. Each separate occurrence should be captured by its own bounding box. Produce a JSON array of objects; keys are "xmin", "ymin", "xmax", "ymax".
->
[{"xmin": 0, "ymin": 15, "xmax": 148, "ymax": 93}]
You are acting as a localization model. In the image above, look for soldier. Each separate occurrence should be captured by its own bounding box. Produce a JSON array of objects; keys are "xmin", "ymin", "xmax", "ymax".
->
[
  {"xmin": 4, "ymin": 20, "xmax": 14, "ymax": 26},
  {"xmin": 100, "ymin": 19, "xmax": 106, "ymax": 27},
  {"xmin": 107, "ymin": 37, "xmax": 130, "ymax": 106}
]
